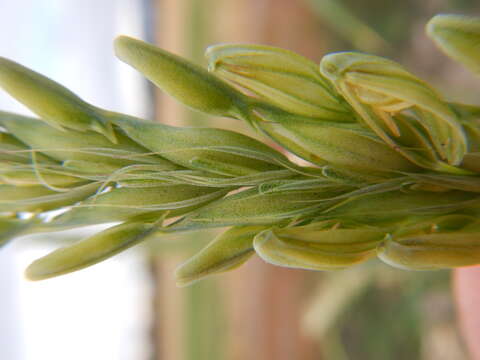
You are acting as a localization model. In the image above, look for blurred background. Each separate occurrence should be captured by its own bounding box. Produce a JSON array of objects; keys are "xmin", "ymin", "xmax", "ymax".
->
[{"xmin": 1, "ymin": 0, "xmax": 479, "ymax": 359}]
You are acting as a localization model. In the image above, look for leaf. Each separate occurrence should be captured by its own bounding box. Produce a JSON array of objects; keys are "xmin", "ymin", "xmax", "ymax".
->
[
  {"xmin": 0, "ymin": 57, "xmax": 116, "ymax": 142},
  {"xmin": 0, "ymin": 112, "xmax": 170, "ymax": 167},
  {"xmin": 378, "ymin": 231, "xmax": 480, "ymax": 270},
  {"xmin": 251, "ymin": 105, "xmax": 417, "ymax": 173},
  {"xmin": 111, "ymin": 114, "xmax": 288, "ymax": 176},
  {"xmin": 273, "ymin": 223, "xmax": 386, "ymax": 253},
  {"xmin": 114, "ymin": 36, "xmax": 248, "ymax": 119},
  {"xmin": 320, "ymin": 52, "xmax": 467, "ymax": 166},
  {"xmin": 253, "ymin": 226, "xmax": 381, "ymax": 270},
  {"xmin": 25, "ymin": 221, "xmax": 160, "ymax": 280},
  {"xmin": 183, "ymin": 187, "xmax": 340, "ymax": 228},
  {"xmin": 323, "ymin": 190, "xmax": 474, "ymax": 223},
  {"xmin": 0, "ymin": 182, "xmax": 100, "ymax": 213},
  {"xmin": 50, "ymin": 185, "xmax": 229, "ymax": 227},
  {"xmin": 206, "ymin": 43, "xmax": 351, "ymax": 120},
  {"xmin": 175, "ymin": 225, "xmax": 267, "ymax": 286}
]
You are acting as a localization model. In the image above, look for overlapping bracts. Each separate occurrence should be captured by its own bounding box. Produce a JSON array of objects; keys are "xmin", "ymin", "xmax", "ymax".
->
[{"xmin": 1, "ymin": 14, "xmax": 480, "ymax": 285}]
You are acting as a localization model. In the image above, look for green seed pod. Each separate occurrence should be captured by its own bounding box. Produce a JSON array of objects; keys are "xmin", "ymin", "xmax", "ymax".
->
[
  {"xmin": 324, "ymin": 190, "xmax": 474, "ymax": 224},
  {"xmin": 175, "ymin": 225, "xmax": 267, "ymax": 286},
  {"xmin": 273, "ymin": 223, "xmax": 386, "ymax": 253},
  {"xmin": 0, "ymin": 182, "xmax": 100, "ymax": 213},
  {"xmin": 25, "ymin": 221, "xmax": 160, "ymax": 281},
  {"xmin": 111, "ymin": 114, "xmax": 287, "ymax": 176},
  {"xmin": 0, "ymin": 112, "xmax": 168, "ymax": 167},
  {"xmin": 206, "ymin": 44, "xmax": 351, "ymax": 121},
  {"xmin": 320, "ymin": 52, "xmax": 467, "ymax": 167},
  {"xmin": 377, "ymin": 230, "xmax": 480, "ymax": 270},
  {"xmin": 427, "ymin": 14, "xmax": 480, "ymax": 75},
  {"xmin": 50, "ymin": 185, "xmax": 228, "ymax": 228},
  {"xmin": 253, "ymin": 225, "xmax": 383, "ymax": 271},
  {"xmin": 0, "ymin": 57, "xmax": 116, "ymax": 142},
  {"xmin": 114, "ymin": 36, "xmax": 248, "ymax": 119},
  {"xmin": 184, "ymin": 187, "xmax": 341, "ymax": 229},
  {"xmin": 251, "ymin": 105, "xmax": 417, "ymax": 173}
]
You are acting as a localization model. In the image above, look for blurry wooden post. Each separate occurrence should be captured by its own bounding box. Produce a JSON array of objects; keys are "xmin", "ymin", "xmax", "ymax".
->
[
  {"xmin": 150, "ymin": 0, "xmax": 323, "ymax": 359},
  {"xmin": 150, "ymin": 1, "xmax": 188, "ymax": 360},
  {"xmin": 213, "ymin": 2, "xmax": 323, "ymax": 359}
]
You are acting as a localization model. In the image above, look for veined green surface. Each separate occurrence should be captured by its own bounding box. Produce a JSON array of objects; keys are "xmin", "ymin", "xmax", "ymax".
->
[{"xmin": 1, "ymin": 13, "xmax": 480, "ymax": 284}]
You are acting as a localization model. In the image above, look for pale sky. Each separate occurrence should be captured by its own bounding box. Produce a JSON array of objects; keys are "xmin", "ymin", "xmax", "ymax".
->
[{"xmin": 0, "ymin": 1, "xmax": 153, "ymax": 359}]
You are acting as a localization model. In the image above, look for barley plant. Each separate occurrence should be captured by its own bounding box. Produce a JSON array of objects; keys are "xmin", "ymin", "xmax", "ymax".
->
[{"xmin": 1, "ymin": 14, "xmax": 480, "ymax": 285}]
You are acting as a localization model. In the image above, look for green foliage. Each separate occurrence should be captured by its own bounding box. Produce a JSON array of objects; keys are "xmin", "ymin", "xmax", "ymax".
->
[{"xmin": 1, "ymin": 14, "xmax": 480, "ymax": 285}]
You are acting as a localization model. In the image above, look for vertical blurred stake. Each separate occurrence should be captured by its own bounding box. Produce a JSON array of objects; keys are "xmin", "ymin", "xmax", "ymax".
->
[
  {"xmin": 453, "ymin": 267, "xmax": 480, "ymax": 360},
  {"xmin": 150, "ymin": 0, "xmax": 188, "ymax": 359},
  {"xmin": 212, "ymin": 0, "xmax": 322, "ymax": 358},
  {"xmin": 224, "ymin": 257, "xmax": 319, "ymax": 360},
  {"xmin": 149, "ymin": 258, "xmax": 185, "ymax": 360},
  {"xmin": 152, "ymin": 0, "xmax": 188, "ymax": 126}
]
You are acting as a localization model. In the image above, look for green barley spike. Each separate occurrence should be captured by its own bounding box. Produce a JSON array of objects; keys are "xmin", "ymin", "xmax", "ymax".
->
[{"xmin": 0, "ymin": 13, "xmax": 480, "ymax": 284}]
